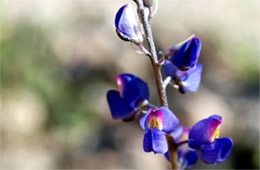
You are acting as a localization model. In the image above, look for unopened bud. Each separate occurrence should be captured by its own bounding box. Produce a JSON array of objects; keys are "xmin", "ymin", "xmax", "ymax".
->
[{"xmin": 115, "ymin": 4, "xmax": 143, "ymax": 44}]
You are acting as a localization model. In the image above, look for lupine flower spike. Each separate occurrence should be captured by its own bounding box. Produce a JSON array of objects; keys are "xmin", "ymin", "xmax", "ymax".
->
[
  {"xmin": 107, "ymin": 73, "xmax": 149, "ymax": 122},
  {"xmin": 115, "ymin": 4, "xmax": 143, "ymax": 44},
  {"xmin": 188, "ymin": 115, "xmax": 233, "ymax": 164},
  {"xmin": 140, "ymin": 107, "xmax": 179, "ymax": 153},
  {"xmin": 109, "ymin": 1, "xmax": 233, "ymax": 169}
]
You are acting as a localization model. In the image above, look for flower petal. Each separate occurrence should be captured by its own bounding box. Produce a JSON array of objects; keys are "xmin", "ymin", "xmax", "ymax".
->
[
  {"xmin": 106, "ymin": 90, "xmax": 135, "ymax": 119},
  {"xmin": 142, "ymin": 107, "xmax": 179, "ymax": 133},
  {"xmin": 139, "ymin": 112, "xmax": 149, "ymax": 130},
  {"xmin": 178, "ymin": 149, "xmax": 199, "ymax": 168},
  {"xmin": 170, "ymin": 36, "xmax": 201, "ymax": 69},
  {"xmin": 115, "ymin": 4, "xmax": 143, "ymax": 43},
  {"xmin": 163, "ymin": 60, "xmax": 178, "ymax": 78},
  {"xmin": 163, "ymin": 62, "xmax": 202, "ymax": 94},
  {"xmin": 117, "ymin": 73, "xmax": 149, "ymax": 108},
  {"xmin": 143, "ymin": 130, "xmax": 153, "ymax": 152},
  {"xmin": 183, "ymin": 150, "xmax": 199, "ymax": 168},
  {"xmin": 188, "ymin": 115, "xmax": 222, "ymax": 148},
  {"xmin": 159, "ymin": 107, "xmax": 179, "ymax": 134},
  {"xmin": 151, "ymin": 128, "xmax": 168, "ymax": 154},
  {"xmin": 178, "ymin": 63, "xmax": 203, "ymax": 94},
  {"xmin": 199, "ymin": 137, "xmax": 233, "ymax": 164},
  {"xmin": 184, "ymin": 37, "xmax": 201, "ymax": 67}
]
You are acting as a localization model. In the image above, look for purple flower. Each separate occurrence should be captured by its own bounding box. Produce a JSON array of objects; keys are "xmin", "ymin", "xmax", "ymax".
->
[
  {"xmin": 188, "ymin": 115, "xmax": 233, "ymax": 164},
  {"xmin": 115, "ymin": 4, "xmax": 143, "ymax": 44},
  {"xmin": 163, "ymin": 61, "xmax": 202, "ymax": 94},
  {"xmin": 107, "ymin": 73, "xmax": 149, "ymax": 121},
  {"xmin": 165, "ymin": 35, "xmax": 201, "ymax": 71},
  {"xmin": 140, "ymin": 107, "xmax": 179, "ymax": 153},
  {"xmin": 165, "ymin": 127, "xmax": 199, "ymax": 168}
]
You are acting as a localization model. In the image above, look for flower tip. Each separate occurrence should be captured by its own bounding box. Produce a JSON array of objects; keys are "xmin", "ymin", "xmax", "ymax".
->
[
  {"xmin": 115, "ymin": 4, "xmax": 127, "ymax": 28},
  {"xmin": 187, "ymin": 34, "xmax": 196, "ymax": 40},
  {"xmin": 209, "ymin": 114, "xmax": 222, "ymax": 122}
]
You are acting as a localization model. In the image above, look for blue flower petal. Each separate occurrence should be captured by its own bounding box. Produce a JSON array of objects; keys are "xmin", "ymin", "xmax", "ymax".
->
[
  {"xmin": 188, "ymin": 115, "xmax": 222, "ymax": 148},
  {"xmin": 143, "ymin": 130, "xmax": 153, "ymax": 152},
  {"xmin": 139, "ymin": 112, "xmax": 149, "ymax": 130},
  {"xmin": 184, "ymin": 37, "xmax": 201, "ymax": 67},
  {"xmin": 117, "ymin": 73, "xmax": 149, "ymax": 108},
  {"xmin": 151, "ymin": 128, "xmax": 168, "ymax": 154},
  {"xmin": 159, "ymin": 107, "xmax": 179, "ymax": 134},
  {"xmin": 163, "ymin": 61, "xmax": 202, "ymax": 94},
  {"xmin": 170, "ymin": 36, "xmax": 201, "ymax": 70},
  {"xmin": 183, "ymin": 150, "xmax": 199, "ymax": 168},
  {"xmin": 106, "ymin": 90, "xmax": 135, "ymax": 119},
  {"xmin": 199, "ymin": 137, "xmax": 233, "ymax": 164},
  {"xmin": 115, "ymin": 4, "xmax": 142, "ymax": 42},
  {"xmin": 143, "ymin": 129, "xmax": 168, "ymax": 154},
  {"xmin": 163, "ymin": 60, "xmax": 178, "ymax": 78},
  {"xmin": 178, "ymin": 63, "xmax": 203, "ymax": 94},
  {"xmin": 141, "ymin": 107, "xmax": 179, "ymax": 133}
]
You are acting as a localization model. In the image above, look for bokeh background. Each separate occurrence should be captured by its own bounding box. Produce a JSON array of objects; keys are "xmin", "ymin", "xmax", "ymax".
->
[{"xmin": 1, "ymin": 0, "xmax": 259, "ymax": 169}]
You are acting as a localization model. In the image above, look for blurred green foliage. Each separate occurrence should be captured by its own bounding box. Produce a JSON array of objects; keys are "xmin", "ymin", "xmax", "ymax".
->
[{"xmin": 1, "ymin": 21, "xmax": 104, "ymax": 129}]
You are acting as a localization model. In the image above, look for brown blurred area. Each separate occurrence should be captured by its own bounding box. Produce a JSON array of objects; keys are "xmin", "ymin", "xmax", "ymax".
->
[{"xmin": 1, "ymin": 0, "xmax": 259, "ymax": 169}]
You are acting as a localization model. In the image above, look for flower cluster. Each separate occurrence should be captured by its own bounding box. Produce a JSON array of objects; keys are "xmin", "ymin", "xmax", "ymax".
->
[{"xmin": 107, "ymin": 0, "xmax": 233, "ymax": 169}]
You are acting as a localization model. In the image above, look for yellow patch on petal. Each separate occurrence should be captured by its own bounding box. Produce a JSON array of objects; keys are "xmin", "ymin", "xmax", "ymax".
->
[
  {"xmin": 149, "ymin": 116, "xmax": 162, "ymax": 130},
  {"xmin": 211, "ymin": 126, "xmax": 221, "ymax": 142}
]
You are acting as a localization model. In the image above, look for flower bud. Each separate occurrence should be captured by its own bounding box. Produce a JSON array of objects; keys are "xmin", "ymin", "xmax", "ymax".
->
[
  {"xmin": 115, "ymin": 4, "xmax": 143, "ymax": 44},
  {"xmin": 165, "ymin": 35, "xmax": 201, "ymax": 71}
]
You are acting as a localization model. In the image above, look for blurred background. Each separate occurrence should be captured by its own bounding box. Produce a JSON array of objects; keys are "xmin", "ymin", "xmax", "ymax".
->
[{"xmin": 1, "ymin": 0, "xmax": 259, "ymax": 169}]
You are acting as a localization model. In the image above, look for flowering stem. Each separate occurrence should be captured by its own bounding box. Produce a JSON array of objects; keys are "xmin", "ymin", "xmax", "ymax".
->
[{"xmin": 134, "ymin": 0, "xmax": 178, "ymax": 169}]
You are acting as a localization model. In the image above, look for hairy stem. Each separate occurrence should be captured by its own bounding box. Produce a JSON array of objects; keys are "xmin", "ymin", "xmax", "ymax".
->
[
  {"xmin": 135, "ymin": 0, "xmax": 167, "ymax": 107},
  {"xmin": 134, "ymin": 0, "xmax": 178, "ymax": 169}
]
